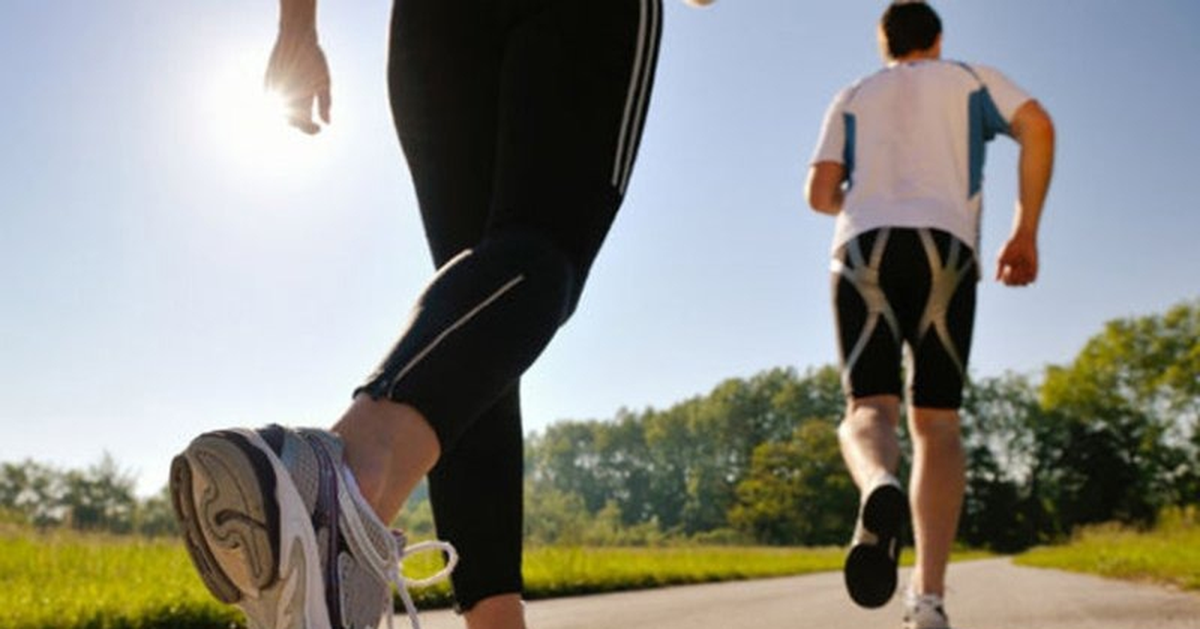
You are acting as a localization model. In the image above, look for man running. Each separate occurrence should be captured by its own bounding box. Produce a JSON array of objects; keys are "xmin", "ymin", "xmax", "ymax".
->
[
  {"xmin": 805, "ymin": 3, "xmax": 1054, "ymax": 628},
  {"xmin": 168, "ymin": 1, "xmax": 672, "ymax": 628}
]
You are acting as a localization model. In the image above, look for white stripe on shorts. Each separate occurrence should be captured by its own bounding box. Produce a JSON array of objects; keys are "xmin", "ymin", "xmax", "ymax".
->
[
  {"xmin": 611, "ymin": 0, "xmax": 660, "ymax": 195},
  {"xmin": 385, "ymin": 274, "xmax": 526, "ymax": 397}
]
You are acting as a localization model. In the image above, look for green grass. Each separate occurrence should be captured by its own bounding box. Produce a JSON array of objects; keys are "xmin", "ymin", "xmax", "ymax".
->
[
  {"xmin": 0, "ymin": 526, "xmax": 241, "ymax": 629},
  {"xmin": 525, "ymin": 545, "xmax": 844, "ymax": 595},
  {"xmin": 2, "ymin": 525, "xmax": 989, "ymax": 629},
  {"xmin": 403, "ymin": 544, "xmax": 848, "ymax": 606},
  {"xmin": 1015, "ymin": 507, "xmax": 1200, "ymax": 591},
  {"xmin": 399, "ymin": 543, "xmax": 991, "ymax": 607},
  {"xmin": 2, "ymin": 526, "xmax": 851, "ymax": 629}
]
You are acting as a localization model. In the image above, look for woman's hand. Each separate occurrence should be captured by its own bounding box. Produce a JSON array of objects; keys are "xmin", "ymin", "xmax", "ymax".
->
[{"xmin": 264, "ymin": 30, "xmax": 331, "ymax": 135}]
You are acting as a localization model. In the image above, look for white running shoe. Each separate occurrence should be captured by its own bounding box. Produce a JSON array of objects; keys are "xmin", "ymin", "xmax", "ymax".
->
[
  {"xmin": 903, "ymin": 592, "xmax": 953, "ymax": 629},
  {"xmin": 170, "ymin": 425, "xmax": 456, "ymax": 629}
]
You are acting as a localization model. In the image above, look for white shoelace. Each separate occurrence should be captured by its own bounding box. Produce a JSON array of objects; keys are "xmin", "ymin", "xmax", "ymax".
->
[{"xmin": 386, "ymin": 532, "xmax": 459, "ymax": 629}]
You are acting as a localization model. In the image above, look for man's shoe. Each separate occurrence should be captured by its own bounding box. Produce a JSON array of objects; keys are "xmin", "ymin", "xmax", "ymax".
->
[
  {"xmin": 843, "ymin": 473, "xmax": 907, "ymax": 608},
  {"xmin": 169, "ymin": 425, "xmax": 455, "ymax": 629},
  {"xmin": 903, "ymin": 592, "xmax": 953, "ymax": 629}
]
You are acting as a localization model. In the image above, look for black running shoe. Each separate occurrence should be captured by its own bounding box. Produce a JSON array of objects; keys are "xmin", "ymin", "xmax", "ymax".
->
[{"xmin": 844, "ymin": 473, "xmax": 908, "ymax": 608}]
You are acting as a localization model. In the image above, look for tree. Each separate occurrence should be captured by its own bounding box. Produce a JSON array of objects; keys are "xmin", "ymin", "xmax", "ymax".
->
[
  {"xmin": 523, "ymin": 483, "xmax": 589, "ymax": 546},
  {"xmin": 523, "ymin": 304, "xmax": 1199, "ymax": 549},
  {"xmin": 1040, "ymin": 300, "xmax": 1200, "ymax": 526},
  {"xmin": 60, "ymin": 453, "xmax": 137, "ymax": 532},
  {"xmin": 134, "ymin": 485, "xmax": 180, "ymax": 537},
  {"xmin": 526, "ymin": 367, "xmax": 860, "ymax": 540},
  {"xmin": 958, "ymin": 374, "xmax": 1051, "ymax": 550},
  {"xmin": 0, "ymin": 459, "xmax": 63, "ymax": 526},
  {"xmin": 729, "ymin": 420, "xmax": 856, "ymax": 545},
  {"xmin": 528, "ymin": 420, "xmax": 607, "ymax": 513}
]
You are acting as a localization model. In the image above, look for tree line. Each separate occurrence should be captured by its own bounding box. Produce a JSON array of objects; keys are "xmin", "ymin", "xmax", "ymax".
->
[
  {"xmin": 0, "ymin": 453, "xmax": 176, "ymax": 536},
  {"xmin": 4, "ymin": 300, "xmax": 1197, "ymax": 552},
  {"xmin": 521, "ymin": 299, "xmax": 1199, "ymax": 551}
]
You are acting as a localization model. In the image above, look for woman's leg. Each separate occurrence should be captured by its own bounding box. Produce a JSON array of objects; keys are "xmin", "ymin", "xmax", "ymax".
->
[{"xmin": 339, "ymin": 0, "xmax": 661, "ymax": 624}]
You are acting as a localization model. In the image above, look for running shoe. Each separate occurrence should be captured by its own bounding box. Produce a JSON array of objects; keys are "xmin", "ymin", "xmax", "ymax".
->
[
  {"xmin": 843, "ymin": 472, "xmax": 908, "ymax": 608},
  {"xmin": 903, "ymin": 592, "xmax": 952, "ymax": 629},
  {"xmin": 169, "ymin": 425, "xmax": 456, "ymax": 629}
]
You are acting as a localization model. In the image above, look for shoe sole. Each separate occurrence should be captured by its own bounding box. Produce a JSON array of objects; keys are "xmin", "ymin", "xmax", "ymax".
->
[
  {"xmin": 844, "ymin": 482, "xmax": 907, "ymax": 608},
  {"xmin": 170, "ymin": 429, "xmax": 332, "ymax": 629},
  {"xmin": 170, "ymin": 430, "xmax": 281, "ymax": 602}
]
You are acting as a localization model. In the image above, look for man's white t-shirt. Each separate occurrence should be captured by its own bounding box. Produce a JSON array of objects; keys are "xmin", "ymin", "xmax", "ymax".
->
[{"xmin": 811, "ymin": 59, "xmax": 1033, "ymax": 255}]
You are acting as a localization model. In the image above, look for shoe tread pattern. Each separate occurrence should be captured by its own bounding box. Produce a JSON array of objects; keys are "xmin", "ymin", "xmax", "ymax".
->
[{"xmin": 844, "ymin": 483, "xmax": 908, "ymax": 608}]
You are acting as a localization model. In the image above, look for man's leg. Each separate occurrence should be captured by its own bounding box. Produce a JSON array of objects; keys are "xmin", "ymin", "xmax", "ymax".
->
[
  {"xmin": 838, "ymin": 394, "xmax": 902, "ymax": 488},
  {"xmin": 832, "ymin": 229, "xmax": 911, "ymax": 608},
  {"xmin": 906, "ymin": 406, "xmax": 965, "ymax": 597},
  {"xmin": 832, "ymin": 228, "xmax": 904, "ymax": 491},
  {"xmin": 905, "ymin": 228, "xmax": 975, "ymax": 600},
  {"xmin": 839, "ymin": 393, "xmax": 909, "ymax": 608}
]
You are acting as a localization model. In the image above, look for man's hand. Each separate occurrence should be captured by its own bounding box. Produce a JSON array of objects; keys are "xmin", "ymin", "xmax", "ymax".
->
[
  {"xmin": 996, "ymin": 230, "xmax": 1038, "ymax": 287},
  {"xmin": 999, "ymin": 100, "xmax": 1054, "ymax": 287},
  {"xmin": 265, "ymin": 32, "xmax": 331, "ymax": 135}
]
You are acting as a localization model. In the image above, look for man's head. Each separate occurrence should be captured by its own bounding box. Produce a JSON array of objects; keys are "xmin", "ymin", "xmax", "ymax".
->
[{"xmin": 878, "ymin": 2, "xmax": 943, "ymax": 62}]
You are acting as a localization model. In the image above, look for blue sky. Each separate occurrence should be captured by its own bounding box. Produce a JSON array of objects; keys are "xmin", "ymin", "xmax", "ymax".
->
[{"xmin": 2, "ymin": 1, "xmax": 1198, "ymax": 495}]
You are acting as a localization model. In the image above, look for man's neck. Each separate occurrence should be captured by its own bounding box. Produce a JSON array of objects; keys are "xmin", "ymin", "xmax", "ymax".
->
[{"xmin": 889, "ymin": 47, "xmax": 941, "ymax": 66}]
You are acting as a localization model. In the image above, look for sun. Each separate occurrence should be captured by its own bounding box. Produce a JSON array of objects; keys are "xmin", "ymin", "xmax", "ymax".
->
[{"xmin": 198, "ymin": 49, "xmax": 332, "ymax": 180}]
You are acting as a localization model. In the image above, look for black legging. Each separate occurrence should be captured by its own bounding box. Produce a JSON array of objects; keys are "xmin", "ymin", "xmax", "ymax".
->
[{"xmin": 357, "ymin": 0, "xmax": 661, "ymax": 609}]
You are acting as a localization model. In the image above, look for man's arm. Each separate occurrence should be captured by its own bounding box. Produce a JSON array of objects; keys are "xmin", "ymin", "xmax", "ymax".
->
[
  {"xmin": 996, "ymin": 99, "xmax": 1055, "ymax": 286},
  {"xmin": 265, "ymin": 0, "xmax": 331, "ymax": 135},
  {"xmin": 806, "ymin": 161, "xmax": 846, "ymax": 215}
]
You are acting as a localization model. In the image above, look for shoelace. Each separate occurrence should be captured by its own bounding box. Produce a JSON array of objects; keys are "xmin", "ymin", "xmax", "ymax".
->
[{"xmin": 386, "ymin": 531, "xmax": 459, "ymax": 629}]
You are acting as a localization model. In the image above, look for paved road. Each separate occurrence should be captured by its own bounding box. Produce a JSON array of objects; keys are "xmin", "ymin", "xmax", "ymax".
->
[{"xmin": 401, "ymin": 558, "xmax": 1200, "ymax": 629}]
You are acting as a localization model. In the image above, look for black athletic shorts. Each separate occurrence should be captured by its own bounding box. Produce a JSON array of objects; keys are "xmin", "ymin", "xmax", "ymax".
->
[{"xmin": 832, "ymin": 227, "xmax": 978, "ymax": 409}]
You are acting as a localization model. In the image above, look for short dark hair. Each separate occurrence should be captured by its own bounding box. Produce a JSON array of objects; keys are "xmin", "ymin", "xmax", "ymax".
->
[{"xmin": 880, "ymin": 2, "xmax": 942, "ymax": 59}]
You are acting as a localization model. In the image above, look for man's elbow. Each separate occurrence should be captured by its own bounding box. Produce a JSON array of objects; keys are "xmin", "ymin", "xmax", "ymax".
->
[
  {"xmin": 1015, "ymin": 101, "xmax": 1056, "ymax": 147},
  {"xmin": 805, "ymin": 164, "xmax": 844, "ymax": 214},
  {"xmin": 806, "ymin": 188, "xmax": 831, "ymax": 214},
  {"xmin": 1029, "ymin": 112, "xmax": 1055, "ymax": 147},
  {"xmin": 811, "ymin": 199, "xmax": 838, "ymax": 215},
  {"xmin": 807, "ymin": 185, "xmax": 844, "ymax": 215},
  {"xmin": 805, "ymin": 184, "xmax": 825, "ymax": 213}
]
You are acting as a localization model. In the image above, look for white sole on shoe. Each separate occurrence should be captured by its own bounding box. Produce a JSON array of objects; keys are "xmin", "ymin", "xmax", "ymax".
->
[{"xmin": 171, "ymin": 428, "xmax": 333, "ymax": 629}]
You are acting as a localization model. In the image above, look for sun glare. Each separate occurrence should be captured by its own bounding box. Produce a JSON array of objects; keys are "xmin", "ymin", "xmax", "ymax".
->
[{"xmin": 200, "ymin": 51, "xmax": 332, "ymax": 181}]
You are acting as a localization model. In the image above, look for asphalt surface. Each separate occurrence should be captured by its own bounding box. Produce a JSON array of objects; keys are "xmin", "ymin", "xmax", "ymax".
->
[{"xmin": 402, "ymin": 558, "xmax": 1200, "ymax": 629}]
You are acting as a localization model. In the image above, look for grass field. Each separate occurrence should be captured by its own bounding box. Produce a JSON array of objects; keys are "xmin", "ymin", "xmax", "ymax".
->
[
  {"xmin": 1015, "ymin": 508, "xmax": 1200, "ymax": 591},
  {"xmin": 0, "ymin": 526, "xmax": 241, "ymax": 629},
  {"xmin": 1, "ymin": 526, "xmax": 851, "ymax": 629}
]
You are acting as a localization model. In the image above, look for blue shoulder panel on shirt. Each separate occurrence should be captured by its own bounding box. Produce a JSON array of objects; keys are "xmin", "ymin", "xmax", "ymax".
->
[
  {"xmin": 843, "ymin": 112, "xmax": 857, "ymax": 190},
  {"xmin": 956, "ymin": 61, "xmax": 1012, "ymax": 198},
  {"xmin": 967, "ymin": 87, "xmax": 1010, "ymax": 198}
]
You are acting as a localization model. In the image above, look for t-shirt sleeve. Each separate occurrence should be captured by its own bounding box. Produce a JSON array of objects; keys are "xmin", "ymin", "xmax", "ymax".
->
[
  {"xmin": 810, "ymin": 88, "xmax": 851, "ymax": 165},
  {"xmin": 973, "ymin": 64, "xmax": 1033, "ymax": 123}
]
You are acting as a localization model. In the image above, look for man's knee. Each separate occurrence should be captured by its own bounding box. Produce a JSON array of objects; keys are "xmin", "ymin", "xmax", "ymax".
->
[
  {"xmin": 908, "ymin": 407, "xmax": 961, "ymax": 441},
  {"xmin": 843, "ymin": 395, "xmax": 902, "ymax": 429}
]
